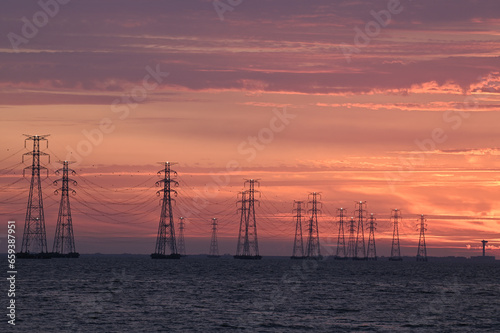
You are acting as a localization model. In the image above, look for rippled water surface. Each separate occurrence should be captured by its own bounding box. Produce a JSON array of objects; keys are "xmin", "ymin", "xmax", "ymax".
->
[{"xmin": 4, "ymin": 256, "xmax": 500, "ymax": 332}]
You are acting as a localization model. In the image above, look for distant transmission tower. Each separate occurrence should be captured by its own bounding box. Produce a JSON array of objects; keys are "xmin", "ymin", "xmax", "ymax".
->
[
  {"xmin": 52, "ymin": 161, "xmax": 79, "ymax": 258},
  {"xmin": 291, "ymin": 200, "xmax": 306, "ymax": 259},
  {"xmin": 305, "ymin": 192, "xmax": 322, "ymax": 259},
  {"xmin": 151, "ymin": 162, "xmax": 180, "ymax": 259},
  {"xmin": 389, "ymin": 209, "xmax": 403, "ymax": 261},
  {"xmin": 416, "ymin": 214, "xmax": 428, "ymax": 262},
  {"xmin": 354, "ymin": 201, "xmax": 367, "ymax": 260},
  {"xmin": 347, "ymin": 217, "xmax": 356, "ymax": 259},
  {"xmin": 335, "ymin": 208, "xmax": 347, "ymax": 260},
  {"xmin": 208, "ymin": 218, "xmax": 221, "ymax": 258},
  {"xmin": 19, "ymin": 134, "xmax": 50, "ymax": 259},
  {"xmin": 177, "ymin": 217, "xmax": 186, "ymax": 256},
  {"xmin": 235, "ymin": 179, "xmax": 261, "ymax": 259},
  {"xmin": 366, "ymin": 213, "xmax": 377, "ymax": 261}
]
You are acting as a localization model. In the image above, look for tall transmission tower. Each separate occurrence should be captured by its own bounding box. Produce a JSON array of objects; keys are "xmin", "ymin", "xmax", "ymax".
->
[
  {"xmin": 177, "ymin": 217, "xmax": 186, "ymax": 256},
  {"xmin": 366, "ymin": 213, "xmax": 377, "ymax": 261},
  {"xmin": 291, "ymin": 200, "xmax": 306, "ymax": 259},
  {"xmin": 354, "ymin": 201, "xmax": 367, "ymax": 260},
  {"xmin": 335, "ymin": 208, "xmax": 347, "ymax": 260},
  {"xmin": 235, "ymin": 191, "xmax": 246, "ymax": 257},
  {"xmin": 416, "ymin": 214, "xmax": 428, "ymax": 262},
  {"xmin": 389, "ymin": 208, "xmax": 403, "ymax": 261},
  {"xmin": 208, "ymin": 218, "xmax": 221, "ymax": 258},
  {"xmin": 52, "ymin": 161, "xmax": 79, "ymax": 258},
  {"xmin": 151, "ymin": 162, "xmax": 180, "ymax": 259},
  {"xmin": 305, "ymin": 192, "xmax": 322, "ymax": 259},
  {"xmin": 19, "ymin": 134, "xmax": 51, "ymax": 259},
  {"xmin": 234, "ymin": 179, "xmax": 261, "ymax": 259},
  {"xmin": 347, "ymin": 217, "xmax": 356, "ymax": 259}
]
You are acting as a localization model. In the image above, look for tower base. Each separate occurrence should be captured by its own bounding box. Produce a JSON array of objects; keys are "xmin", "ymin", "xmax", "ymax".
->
[
  {"xmin": 51, "ymin": 252, "xmax": 80, "ymax": 258},
  {"xmin": 234, "ymin": 255, "xmax": 262, "ymax": 260},
  {"xmin": 151, "ymin": 253, "xmax": 181, "ymax": 259},
  {"xmin": 17, "ymin": 252, "xmax": 52, "ymax": 259},
  {"xmin": 305, "ymin": 255, "xmax": 323, "ymax": 260},
  {"xmin": 389, "ymin": 257, "xmax": 403, "ymax": 261}
]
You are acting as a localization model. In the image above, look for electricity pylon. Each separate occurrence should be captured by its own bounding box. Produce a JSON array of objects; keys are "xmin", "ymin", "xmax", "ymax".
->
[
  {"xmin": 52, "ymin": 161, "xmax": 79, "ymax": 258},
  {"xmin": 354, "ymin": 201, "xmax": 367, "ymax": 260},
  {"xmin": 208, "ymin": 218, "xmax": 220, "ymax": 258},
  {"xmin": 416, "ymin": 214, "xmax": 428, "ymax": 262},
  {"xmin": 335, "ymin": 208, "xmax": 347, "ymax": 259},
  {"xmin": 366, "ymin": 213, "xmax": 377, "ymax": 260},
  {"xmin": 291, "ymin": 200, "xmax": 306, "ymax": 259},
  {"xmin": 389, "ymin": 209, "xmax": 403, "ymax": 261},
  {"xmin": 151, "ymin": 162, "xmax": 180, "ymax": 259},
  {"xmin": 177, "ymin": 217, "xmax": 186, "ymax": 256},
  {"xmin": 235, "ymin": 179, "xmax": 261, "ymax": 259},
  {"xmin": 347, "ymin": 217, "xmax": 356, "ymax": 259},
  {"xmin": 305, "ymin": 192, "xmax": 322, "ymax": 259},
  {"xmin": 19, "ymin": 134, "xmax": 51, "ymax": 259}
]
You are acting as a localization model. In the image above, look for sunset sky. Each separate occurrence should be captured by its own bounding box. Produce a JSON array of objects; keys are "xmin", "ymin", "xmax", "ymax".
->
[{"xmin": 1, "ymin": 0, "xmax": 499, "ymax": 256}]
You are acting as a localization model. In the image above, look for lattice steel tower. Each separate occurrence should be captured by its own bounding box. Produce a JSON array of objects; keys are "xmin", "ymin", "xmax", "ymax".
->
[
  {"xmin": 347, "ymin": 217, "xmax": 356, "ymax": 259},
  {"xmin": 291, "ymin": 200, "xmax": 305, "ymax": 259},
  {"xmin": 52, "ymin": 161, "xmax": 79, "ymax": 258},
  {"xmin": 151, "ymin": 162, "xmax": 180, "ymax": 259},
  {"xmin": 354, "ymin": 201, "xmax": 367, "ymax": 260},
  {"xmin": 335, "ymin": 208, "xmax": 347, "ymax": 259},
  {"xmin": 208, "ymin": 218, "xmax": 220, "ymax": 258},
  {"xmin": 177, "ymin": 217, "xmax": 186, "ymax": 256},
  {"xmin": 235, "ymin": 179, "xmax": 261, "ymax": 259},
  {"xmin": 389, "ymin": 209, "xmax": 403, "ymax": 261},
  {"xmin": 366, "ymin": 213, "xmax": 377, "ymax": 260},
  {"xmin": 20, "ymin": 134, "xmax": 50, "ymax": 258},
  {"xmin": 306, "ymin": 192, "xmax": 322, "ymax": 259},
  {"xmin": 416, "ymin": 214, "xmax": 427, "ymax": 262}
]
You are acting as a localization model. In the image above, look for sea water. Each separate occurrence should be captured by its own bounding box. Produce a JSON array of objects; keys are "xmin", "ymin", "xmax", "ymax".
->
[{"xmin": 4, "ymin": 256, "xmax": 500, "ymax": 332}]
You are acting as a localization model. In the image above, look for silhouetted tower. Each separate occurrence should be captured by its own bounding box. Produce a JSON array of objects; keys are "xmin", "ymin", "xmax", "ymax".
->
[
  {"xmin": 347, "ymin": 217, "xmax": 356, "ymax": 259},
  {"xmin": 416, "ymin": 214, "xmax": 427, "ymax": 262},
  {"xmin": 354, "ymin": 201, "xmax": 367, "ymax": 260},
  {"xmin": 482, "ymin": 240, "xmax": 488, "ymax": 256},
  {"xmin": 52, "ymin": 161, "xmax": 79, "ymax": 258},
  {"xmin": 208, "ymin": 218, "xmax": 220, "ymax": 258},
  {"xmin": 389, "ymin": 209, "xmax": 403, "ymax": 261},
  {"xmin": 366, "ymin": 213, "xmax": 377, "ymax": 260},
  {"xmin": 236, "ymin": 191, "xmax": 246, "ymax": 256},
  {"xmin": 306, "ymin": 192, "xmax": 322, "ymax": 259},
  {"xmin": 291, "ymin": 200, "xmax": 306, "ymax": 259},
  {"xmin": 177, "ymin": 217, "xmax": 186, "ymax": 256},
  {"xmin": 151, "ymin": 162, "xmax": 180, "ymax": 259},
  {"xmin": 20, "ymin": 134, "xmax": 50, "ymax": 258},
  {"xmin": 235, "ymin": 179, "xmax": 261, "ymax": 259},
  {"xmin": 335, "ymin": 208, "xmax": 347, "ymax": 259}
]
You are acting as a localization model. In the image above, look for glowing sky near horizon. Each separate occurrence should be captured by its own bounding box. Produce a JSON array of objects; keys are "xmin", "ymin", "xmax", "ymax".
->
[{"xmin": 1, "ymin": 0, "xmax": 499, "ymax": 256}]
